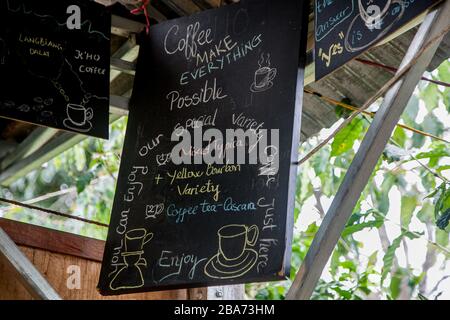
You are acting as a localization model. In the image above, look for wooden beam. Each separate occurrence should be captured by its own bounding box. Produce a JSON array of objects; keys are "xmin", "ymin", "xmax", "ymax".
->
[
  {"xmin": 148, "ymin": 4, "xmax": 169, "ymax": 22},
  {"xmin": 110, "ymin": 57, "xmax": 136, "ymax": 75},
  {"xmin": 0, "ymin": 127, "xmax": 58, "ymax": 171},
  {"xmin": 0, "ymin": 226, "xmax": 61, "ymax": 300},
  {"xmin": 0, "ymin": 114, "xmax": 121, "ymax": 187},
  {"xmin": 0, "ymin": 218, "xmax": 105, "ymax": 262},
  {"xmin": 287, "ymin": 1, "xmax": 450, "ymax": 300},
  {"xmin": 0, "ymin": 141, "xmax": 17, "ymax": 160},
  {"xmin": 111, "ymin": 14, "xmax": 145, "ymax": 35},
  {"xmin": 110, "ymin": 95, "xmax": 131, "ymax": 116}
]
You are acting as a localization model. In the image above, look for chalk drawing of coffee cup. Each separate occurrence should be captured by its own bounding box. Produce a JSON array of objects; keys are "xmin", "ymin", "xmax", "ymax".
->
[
  {"xmin": 251, "ymin": 53, "xmax": 277, "ymax": 93},
  {"xmin": 63, "ymin": 104, "xmax": 93, "ymax": 133},
  {"xmin": 204, "ymin": 224, "xmax": 259, "ymax": 279}
]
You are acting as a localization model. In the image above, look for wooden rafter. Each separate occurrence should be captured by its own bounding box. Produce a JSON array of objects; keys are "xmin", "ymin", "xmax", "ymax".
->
[
  {"xmin": 287, "ymin": 0, "xmax": 450, "ymax": 300},
  {"xmin": 0, "ymin": 226, "xmax": 61, "ymax": 300}
]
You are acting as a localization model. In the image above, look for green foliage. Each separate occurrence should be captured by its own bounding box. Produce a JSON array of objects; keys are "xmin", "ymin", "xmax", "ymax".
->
[
  {"xmin": 420, "ymin": 83, "xmax": 439, "ymax": 111},
  {"xmin": 392, "ymin": 127, "xmax": 407, "ymax": 148},
  {"xmin": 381, "ymin": 234, "xmax": 403, "ymax": 286},
  {"xmin": 0, "ymin": 118, "xmax": 127, "ymax": 238},
  {"xmin": 335, "ymin": 97, "xmax": 354, "ymax": 119},
  {"xmin": 389, "ymin": 269, "xmax": 404, "ymax": 300},
  {"xmin": 342, "ymin": 210, "xmax": 384, "ymax": 237},
  {"xmin": 416, "ymin": 143, "xmax": 450, "ymax": 168},
  {"xmin": 331, "ymin": 118, "xmax": 365, "ymax": 157},
  {"xmin": 262, "ymin": 60, "xmax": 450, "ymax": 301},
  {"xmin": 428, "ymin": 182, "xmax": 450, "ymax": 230},
  {"xmin": 437, "ymin": 209, "xmax": 450, "ymax": 231},
  {"xmin": 381, "ymin": 231, "xmax": 421, "ymax": 286},
  {"xmin": 401, "ymin": 195, "xmax": 417, "ymax": 228},
  {"xmin": 418, "ymin": 293, "xmax": 429, "ymax": 300}
]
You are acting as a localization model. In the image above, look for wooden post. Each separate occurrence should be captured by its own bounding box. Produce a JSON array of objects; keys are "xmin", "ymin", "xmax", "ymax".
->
[
  {"xmin": 207, "ymin": 285, "xmax": 245, "ymax": 300},
  {"xmin": 0, "ymin": 227, "xmax": 61, "ymax": 300},
  {"xmin": 287, "ymin": 1, "xmax": 450, "ymax": 300}
]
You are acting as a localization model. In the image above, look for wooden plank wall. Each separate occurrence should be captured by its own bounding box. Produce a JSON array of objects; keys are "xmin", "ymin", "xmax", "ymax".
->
[{"xmin": 0, "ymin": 219, "xmax": 197, "ymax": 300}]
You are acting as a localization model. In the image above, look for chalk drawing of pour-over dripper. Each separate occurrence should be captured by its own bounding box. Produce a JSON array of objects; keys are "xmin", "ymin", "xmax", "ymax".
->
[
  {"xmin": 109, "ymin": 229, "xmax": 154, "ymax": 291},
  {"xmin": 250, "ymin": 53, "xmax": 277, "ymax": 93}
]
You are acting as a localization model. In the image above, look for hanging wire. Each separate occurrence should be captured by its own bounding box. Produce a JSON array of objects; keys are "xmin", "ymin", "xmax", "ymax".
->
[
  {"xmin": 0, "ymin": 197, "xmax": 109, "ymax": 228},
  {"xmin": 95, "ymin": 0, "xmax": 151, "ymax": 33},
  {"xmin": 356, "ymin": 58, "xmax": 450, "ymax": 88},
  {"xmin": 305, "ymin": 88, "xmax": 450, "ymax": 144},
  {"xmin": 130, "ymin": 0, "xmax": 151, "ymax": 34}
]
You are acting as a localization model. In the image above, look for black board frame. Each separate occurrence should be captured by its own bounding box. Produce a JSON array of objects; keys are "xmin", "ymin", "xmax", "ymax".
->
[
  {"xmin": 313, "ymin": 0, "xmax": 443, "ymax": 81},
  {"xmin": 0, "ymin": 0, "xmax": 111, "ymax": 139},
  {"xmin": 98, "ymin": 0, "xmax": 309, "ymax": 295}
]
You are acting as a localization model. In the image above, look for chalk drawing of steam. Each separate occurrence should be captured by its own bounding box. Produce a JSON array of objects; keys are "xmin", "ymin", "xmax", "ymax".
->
[{"xmin": 250, "ymin": 53, "xmax": 277, "ymax": 93}]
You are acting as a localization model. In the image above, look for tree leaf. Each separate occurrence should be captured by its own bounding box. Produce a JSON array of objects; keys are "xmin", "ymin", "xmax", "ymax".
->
[
  {"xmin": 445, "ymin": 88, "xmax": 450, "ymax": 113},
  {"xmin": 416, "ymin": 144, "xmax": 450, "ymax": 168},
  {"xmin": 436, "ymin": 208, "xmax": 450, "ymax": 231},
  {"xmin": 437, "ymin": 165, "xmax": 450, "ymax": 173},
  {"xmin": 404, "ymin": 231, "xmax": 422, "ymax": 240},
  {"xmin": 392, "ymin": 127, "xmax": 407, "ymax": 148},
  {"xmin": 340, "ymin": 260, "xmax": 357, "ymax": 272},
  {"xmin": 436, "ymin": 228, "xmax": 449, "ymax": 248},
  {"xmin": 390, "ymin": 269, "xmax": 403, "ymax": 300},
  {"xmin": 331, "ymin": 118, "xmax": 364, "ymax": 157},
  {"xmin": 342, "ymin": 218, "xmax": 384, "ymax": 237},
  {"xmin": 401, "ymin": 195, "xmax": 417, "ymax": 228},
  {"xmin": 381, "ymin": 234, "xmax": 404, "ymax": 285},
  {"xmin": 294, "ymin": 207, "xmax": 300, "ymax": 223},
  {"xmin": 418, "ymin": 293, "xmax": 429, "ymax": 300},
  {"xmin": 76, "ymin": 171, "xmax": 95, "ymax": 194},
  {"xmin": 417, "ymin": 202, "xmax": 434, "ymax": 224},
  {"xmin": 420, "ymin": 83, "xmax": 439, "ymax": 111},
  {"xmin": 312, "ymin": 147, "xmax": 330, "ymax": 176},
  {"xmin": 434, "ymin": 183, "xmax": 448, "ymax": 221},
  {"xmin": 377, "ymin": 174, "xmax": 396, "ymax": 214},
  {"xmin": 437, "ymin": 60, "xmax": 450, "ymax": 83},
  {"xmin": 412, "ymin": 127, "xmax": 426, "ymax": 149},
  {"xmin": 422, "ymin": 113, "xmax": 444, "ymax": 137},
  {"xmin": 403, "ymin": 96, "xmax": 419, "ymax": 126},
  {"xmin": 424, "ymin": 188, "xmax": 440, "ymax": 200},
  {"xmin": 332, "ymin": 287, "xmax": 352, "ymax": 300}
]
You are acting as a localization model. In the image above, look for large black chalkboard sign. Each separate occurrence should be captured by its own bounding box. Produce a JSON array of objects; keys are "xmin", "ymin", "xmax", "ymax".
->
[
  {"xmin": 0, "ymin": 0, "xmax": 110, "ymax": 139},
  {"xmin": 314, "ymin": 0, "xmax": 440, "ymax": 80},
  {"xmin": 98, "ymin": 0, "xmax": 308, "ymax": 294}
]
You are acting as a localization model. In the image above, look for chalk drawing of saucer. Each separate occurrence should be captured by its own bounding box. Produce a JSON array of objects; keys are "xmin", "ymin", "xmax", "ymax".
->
[
  {"xmin": 345, "ymin": 1, "xmax": 404, "ymax": 53},
  {"xmin": 250, "ymin": 81, "xmax": 273, "ymax": 93},
  {"xmin": 204, "ymin": 249, "xmax": 258, "ymax": 279},
  {"xmin": 63, "ymin": 119, "xmax": 93, "ymax": 133}
]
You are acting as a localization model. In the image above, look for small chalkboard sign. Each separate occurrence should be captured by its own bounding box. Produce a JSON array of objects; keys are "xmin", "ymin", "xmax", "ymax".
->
[
  {"xmin": 314, "ymin": 0, "xmax": 440, "ymax": 80},
  {"xmin": 0, "ymin": 0, "xmax": 110, "ymax": 139},
  {"xmin": 98, "ymin": 0, "xmax": 309, "ymax": 294}
]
